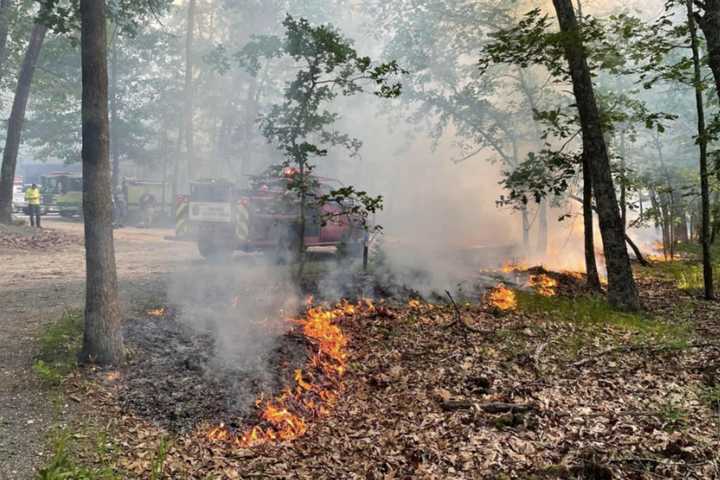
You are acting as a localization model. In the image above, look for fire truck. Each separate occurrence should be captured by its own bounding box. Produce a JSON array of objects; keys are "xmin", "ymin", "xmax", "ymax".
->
[{"xmin": 188, "ymin": 168, "xmax": 366, "ymax": 260}]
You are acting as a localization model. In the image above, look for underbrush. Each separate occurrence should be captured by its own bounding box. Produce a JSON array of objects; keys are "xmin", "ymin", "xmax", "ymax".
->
[
  {"xmin": 38, "ymin": 429, "xmax": 119, "ymax": 480},
  {"xmin": 33, "ymin": 310, "xmax": 83, "ymax": 385},
  {"xmin": 644, "ymin": 242, "xmax": 720, "ymax": 293},
  {"xmin": 515, "ymin": 291, "xmax": 693, "ymax": 350}
]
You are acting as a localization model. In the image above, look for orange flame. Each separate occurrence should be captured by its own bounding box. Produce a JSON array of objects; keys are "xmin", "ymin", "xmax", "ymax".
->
[
  {"xmin": 529, "ymin": 274, "xmax": 558, "ymax": 297},
  {"xmin": 207, "ymin": 300, "xmax": 365, "ymax": 448},
  {"xmin": 147, "ymin": 307, "xmax": 167, "ymax": 317},
  {"xmin": 488, "ymin": 284, "xmax": 517, "ymax": 311},
  {"xmin": 501, "ymin": 260, "xmax": 529, "ymax": 273}
]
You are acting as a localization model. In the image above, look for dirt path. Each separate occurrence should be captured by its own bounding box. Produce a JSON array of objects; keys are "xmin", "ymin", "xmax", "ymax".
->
[{"xmin": 0, "ymin": 219, "xmax": 197, "ymax": 480}]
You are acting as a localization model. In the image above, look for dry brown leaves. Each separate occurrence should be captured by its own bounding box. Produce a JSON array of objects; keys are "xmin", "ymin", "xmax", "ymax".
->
[
  {"xmin": 74, "ymin": 275, "xmax": 720, "ymax": 479},
  {"xmin": 0, "ymin": 224, "xmax": 81, "ymax": 250}
]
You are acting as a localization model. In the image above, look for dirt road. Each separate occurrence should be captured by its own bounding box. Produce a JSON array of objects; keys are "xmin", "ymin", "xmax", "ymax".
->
[{"xmin": 0, "ymin": 219, "xmax": 197, "ymax": 479}]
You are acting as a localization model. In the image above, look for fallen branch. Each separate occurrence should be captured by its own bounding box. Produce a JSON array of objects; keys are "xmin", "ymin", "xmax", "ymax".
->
[
  {"xmin": 440, "ymin": 400, "xmax": 535, "ymax": 413},
  {"xmin": 571, "ymin": 342, "xmax": 720, "ymax": 368}
]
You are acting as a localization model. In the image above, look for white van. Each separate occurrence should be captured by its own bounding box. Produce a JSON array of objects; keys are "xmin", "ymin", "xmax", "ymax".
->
[{"xmin": 12, "ymin": 184, "xmax": 26, "ymax": 212}]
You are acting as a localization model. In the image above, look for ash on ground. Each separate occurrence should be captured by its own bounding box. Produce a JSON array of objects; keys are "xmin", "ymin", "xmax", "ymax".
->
[{"xmin": 117, "ymin": 311, "xmax": 309, "ymax": 433}]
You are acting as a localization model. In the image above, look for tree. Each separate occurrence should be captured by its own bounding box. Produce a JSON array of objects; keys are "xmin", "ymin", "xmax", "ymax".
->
[
  {"xmin": 0, "ymin": 20, "xmax": 47, "ymax": 224},
  {"xmin": 696, "ymin": 0, "xmax": 720, "ymax": 105},
  {"xmin": 686, "ymin": 0, "xmax": 714, "ymax": 299},
  {"xmin": 78, "ymin": 0, "xmax": 124, "ymax": 365},
  {"xmin": 551, "ymin": 0, "xmax": 641, "ymax": 310},
  {"xmin": 183, "ymin": 0, "xmax": 195, "ymax": 181},
  {"xmin": 239, "ymin": 15, "xmax": 403, "ymax": 277}
]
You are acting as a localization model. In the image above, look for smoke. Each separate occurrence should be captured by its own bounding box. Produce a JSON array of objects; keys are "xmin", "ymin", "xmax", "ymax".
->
[{"xmin": 166, "ymin": 257, "xmax": 302, "ymax": 404}]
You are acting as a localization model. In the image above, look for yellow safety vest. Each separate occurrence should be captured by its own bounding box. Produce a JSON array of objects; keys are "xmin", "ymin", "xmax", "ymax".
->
[{"xmin": 25, "ymin": 187, "xmax": 41, "ymax": 205}]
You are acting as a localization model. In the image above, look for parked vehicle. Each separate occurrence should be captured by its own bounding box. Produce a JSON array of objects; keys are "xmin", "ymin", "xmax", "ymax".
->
[
  {"xmin": 12, "ymin": 180, "xmax": 26, "ymax": 213},
  {"xmin": 189, "ymin": 168, "xmax": 365, "ymax": 259}
]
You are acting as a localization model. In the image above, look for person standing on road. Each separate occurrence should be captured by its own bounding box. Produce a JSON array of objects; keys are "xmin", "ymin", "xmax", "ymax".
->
[{"xmin": 24, "ymin": 184, "xmax": 41, "ymax": 228}]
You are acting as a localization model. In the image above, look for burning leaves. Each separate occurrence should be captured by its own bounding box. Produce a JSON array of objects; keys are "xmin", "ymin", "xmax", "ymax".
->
[
  {"xmin": 488, "ymin": 284, "xmax": 517, "ymax": 311},
  {"xmin": 528, "ymin": 274, "xmax": 558, "ymax": 297},
  {"xmin": 207, "ymin": 300, "xmax": 368, "ymax": 448}
]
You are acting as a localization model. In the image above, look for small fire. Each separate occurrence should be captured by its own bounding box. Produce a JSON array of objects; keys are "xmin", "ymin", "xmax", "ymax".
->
[
  {"xmin": 501, "ymin": 260, "xmax": 529, "ymax": 273},
  {"xmin": 488, "ymin": 284, "xmax": 517, "ymax": 311},
  {"xmin": 529, "ymin": 274, "xmax": 558, "ymax": 297},
  {"xmin": 147, "ymin": 307, "xmax": 167, "ymax": 317},
  {"xmin": 207, "ymin": 300, "xmax": 363, "ymax": 448}
]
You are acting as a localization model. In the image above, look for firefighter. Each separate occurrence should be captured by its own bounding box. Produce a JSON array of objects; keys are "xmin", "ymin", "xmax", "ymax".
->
[{"xmin": 24, "ymin": 183, "xmax": 41, "ymax": 228}]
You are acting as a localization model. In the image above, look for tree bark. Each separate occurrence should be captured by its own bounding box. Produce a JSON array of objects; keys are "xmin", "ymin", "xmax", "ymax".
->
[
  {"xmin": 582, "ymin": 156, "xmax": 602, "ymax": 290},
  {"xmin": 110, "ymin": 30, "xmax": 120, "ymax": 190},
  {"xmin": 552, "ymin": 0, "xmax": 640, "ymax": 311},
  {"xmin": 184, "ymin": 0, "xmax": 196, "ymax": 181},
  {"xmin": 537, "ymin": 198, "xmax": 548, "ymax": 256},
  {"xmin": 697, "ymin": 0, "xmax": 720, "ymax": 111},
  {"xmin": 521, "ymin": 204, "xmax": 530, "ymax": 249},
  {"xmin": 78, "ymin": 0, "xmax": 125, "ymax": 365},
  {"xmin": 0, "ymin": 22, "xmax": 47, "ymax": 224},
  {"xmin": 687, "ymin": 0, "xmax": 714, "ymax": 300}
]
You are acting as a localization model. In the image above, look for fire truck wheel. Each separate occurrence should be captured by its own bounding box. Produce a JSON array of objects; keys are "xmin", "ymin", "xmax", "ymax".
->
[{"xmin": 198, "ymin": 234, "xmax": 233, "ymax": 261}]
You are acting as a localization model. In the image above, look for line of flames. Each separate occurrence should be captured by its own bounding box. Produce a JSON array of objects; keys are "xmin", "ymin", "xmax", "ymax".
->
[{"xmin": 207, "ymin": 299, "xmax": 371, "ymax": 448}]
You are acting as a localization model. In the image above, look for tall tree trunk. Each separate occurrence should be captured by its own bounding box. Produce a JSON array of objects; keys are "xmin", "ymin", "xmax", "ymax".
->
[
  {"xmin": 110, "ymin": 30, "xmax": 120, "ymax": 190},
  {"xmin": 184, "ymin": 0, "xmax": 196, "ymax": 181},
  {"xmin": 78, "ymin": 0, "xmax": 124, "ymax": 365},
  {"xmin": 687, "ymin": 0, "xmax": 715, "ymax": 300},
  {"xmin": 582, "ymin": 156, "xmax": 602, "ymax": 290},
  {"xmin": 552, "ymin": 0, "xmax": 640, "ymax": 311},
  {"xmin": 521, "ymin": 205, "xmax": 530, "ymax": 249},
  {"xmin": 0, "ymin": 0, "xmax": 13, "ymax": 80},
  {"xmin": 0, "ymin": 22, "xmax": 47, "ymax": 224},
  {"xmin": 537, "ymin": 199, "xmax": 548, "ymax": 256},
  {"xmin": 619, "ymin": 129, "xmax": 627, "ymax": 229},
  {"xmin": 697, "ymin": 1, "xmax": 720, "ymax": 108}
]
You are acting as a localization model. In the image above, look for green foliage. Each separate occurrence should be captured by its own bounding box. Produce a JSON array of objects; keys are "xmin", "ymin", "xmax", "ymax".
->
[
  {"xmin": 515, "ymin": 291, "xmax": 692, "ymax": 346},
  {"xmin": 657, "ymin": 401, "xmax": 689, "ymax": 431},
  {"xmin": 701, "ymin": 385, "xmax": 720, "ymax": 409},
  {"xmin": 37, "ymin": 0, "xmax": 172, "ymax": 37},
  {"xmin": 38, "ymin": 429, "xmax": 120, "ymax": 480},
  {"xmin": 33, "ymin": 310, "xmax": 83, "ymax": 385},
  {"xmin": 238, "ymin": 15, "xmax": 404, "ymax": 236}
]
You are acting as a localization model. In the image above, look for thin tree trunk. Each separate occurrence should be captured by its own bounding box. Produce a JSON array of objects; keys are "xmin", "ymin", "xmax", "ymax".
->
[
  {"xmin": 552, "ymin": 0, "xmax": 640, "ymax": 311},
  {"xmin": 110, "ymin": 29, "xmax": 120, "ymax": 190},
  {"xmin": 537, "ymin": 198, "xmax": 548, "ymax": 256},
  {"xmin": 582, "ymin": 156, "xmax": 602, "ymax": 290},
  {"xmin": 619, "ymin": 129, "xmax": 627, "ymax": 228},
  {"xmin": 687, "ymin": 0, "xmax": 714, "ymax": 300},
  {"xmin": 78, "ymin": 0, "xmax": 124, "ymax": 365},
  {"xmin": 521, "ymin": 205, "xmax": 530, "ymax": 249},
  {"xmin": 184, "ymin": 0, "xmax": 196, "ymax": 181},
  {"xmin": 0, "ymin": 22, "xmax": 47, "ymax": 224}
]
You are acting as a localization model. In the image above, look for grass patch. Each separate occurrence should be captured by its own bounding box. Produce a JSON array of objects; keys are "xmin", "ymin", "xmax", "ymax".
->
[
  {"xmin": 33, "ymin": 310, "xmax": 83, "ymax": 385},
  {"xmin": 515, "ymin": 291, "xmax": 692, "ymax": 349},
  {"xmin": 38, "ymin": 429, "xmax": 120, "ymax": 480},
  {"xmin": 644, "ymin": 242, "xmax": 720, "ymax": 293}
]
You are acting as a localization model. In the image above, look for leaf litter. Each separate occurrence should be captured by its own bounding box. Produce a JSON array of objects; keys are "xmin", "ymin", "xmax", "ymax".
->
[{"xmin": 67, "ymin": 267, "xmax": 720, "ymax": 479}]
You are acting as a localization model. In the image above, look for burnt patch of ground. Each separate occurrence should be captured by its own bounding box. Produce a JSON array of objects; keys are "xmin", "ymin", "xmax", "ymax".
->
[{"xmin": 112, "ymin": 309, "xmax": 309, "ymax": 434}]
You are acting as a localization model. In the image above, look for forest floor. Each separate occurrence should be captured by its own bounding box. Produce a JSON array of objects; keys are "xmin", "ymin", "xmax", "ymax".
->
[
  {"xmin": 0, "ymin": 218, "xmax": 197, "ymax": 480},
  {"xmin": 3, "ymin": 220, "xmax": 720, "ymax": 479}
]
